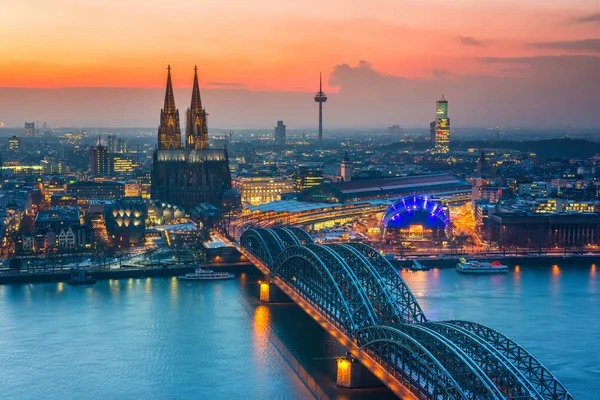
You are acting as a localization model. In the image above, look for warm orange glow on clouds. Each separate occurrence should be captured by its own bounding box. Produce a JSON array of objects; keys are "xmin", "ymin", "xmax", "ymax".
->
[
  {"xmin": 1, "ymin": 0, "xmax": 599, "ymax": 90},
  {"xmin": 1, "ymin": 0, "xmax": 599, "ymax": 128}
]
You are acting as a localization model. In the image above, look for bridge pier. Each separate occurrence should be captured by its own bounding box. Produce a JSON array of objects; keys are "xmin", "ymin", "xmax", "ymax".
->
[
  {"xmin": 336, "ymin": 354, "xmax": 382, "ymax": 389},
  {"xmin": 259, "ymin": 279, "xmax": 291, "ymax": 303}
]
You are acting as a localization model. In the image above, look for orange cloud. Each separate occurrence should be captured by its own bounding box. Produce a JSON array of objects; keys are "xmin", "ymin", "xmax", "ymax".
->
[{"xmin": 0, "ymin": 0, "xmax": 598, "ymax": 89}]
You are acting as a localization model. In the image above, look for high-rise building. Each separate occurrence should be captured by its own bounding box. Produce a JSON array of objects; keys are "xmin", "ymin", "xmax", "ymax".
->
[
  {"xmin": 432, "ymin": 95, "xmax": 450, "ymax": 154},
  {"xmin": 314, "ymin": 73, "xmax": 327, "ymax": 143},
  {"xmin": 274, "ymin": 120, "xmax": 286, "ymax": 145},
  {"xmin": 296, "ymin": 167, "xmax": 324, "ymax": 191},
  {"xmin": 388, "ymin": 125, "xmax": 402, "ymax": 136},
  {"xmin": 90, "ymin": 138, "xmax": 109, "ymax": 175},
  {"xmin": 117, "ymin": 138, "xmax": 127, "ymax": 154},
  {"xmin": 24, "ymin": 122, "xmax": 35, "ymax": 137},
  {"xmin": 429, "ymin": 121, "xmax": 436, "ymax": 147},
  {"xmin": 136, "ymin": 172, "xmax": 152, "ymax": 199},
  {"xmin": 341, "ymin": 151, "xmax": 352, "ymax": 182},
  {"xmin": 107, "ymin": 135, "xmax": 117, "ymax": 153},
  {"xmin": 8, "ymin": 136, "xmax": 21, "ymax": 152},
  {"xmin": 110, "ymin": 155, "xmax": 139, "ymax": 174},
  {"xmin": 151, "ymin": 66, "xmax": 232, "ymax": 209}
]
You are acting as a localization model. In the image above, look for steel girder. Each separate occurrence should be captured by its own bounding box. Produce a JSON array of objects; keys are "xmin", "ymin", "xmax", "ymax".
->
[
  {"xmin": 395, "ymin": 324, "xmax": 503, "ymax": 399},
  {"xmin": 423, "ymin": 322, "xmax": 541, "ymax": 399},
  {"xmin": 327, "ymin": 243, "xmax": 407, "ymax": 325},
  {"xmin": 271, "ymin": 227, "xmax": 302, "ymax": 247},
  {"xmin": 260, "ymin": 228, "xmax": 286, "ymax": 255},
  {"xmin": 447, "ymin": 321, "xmax": 575, "ymax": 400},
  {"xmin": 240, "ymin": 229, "xmax": 277, "ymax": 267},
  {"xmin": 346, "ymin": 242, "xmax": 427, "ymax": 324},
  {"xmin": 240, "ymin": 228, "xmax": 574, "ymax": 400},
  {"xmin": 285, "ymin": 227, "xmax": 314, "ymax": 245},
  {"xmin": 272, "ymin": 244, "xmax": 378, "ymax": 335},
  {"xmin": 355, "ymin": 325, "xmax": 468, "ymax": 400}
]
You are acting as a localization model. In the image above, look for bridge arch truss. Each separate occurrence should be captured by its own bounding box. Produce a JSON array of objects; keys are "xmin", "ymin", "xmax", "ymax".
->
[{"xmin": 239, "ymin": 227, "xmax": 575, "ymax": 400}]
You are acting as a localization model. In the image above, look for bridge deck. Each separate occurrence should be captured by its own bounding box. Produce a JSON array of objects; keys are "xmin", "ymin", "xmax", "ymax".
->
[{"xmin": 238, "ymin": 246, "xmax": 418, "ymax": 399}]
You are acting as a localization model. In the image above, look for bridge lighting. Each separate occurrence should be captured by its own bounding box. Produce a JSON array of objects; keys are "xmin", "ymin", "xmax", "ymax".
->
[
  {"xmin": 259, "ymin": 281, "xmax": 270, "ymax": 301},
  {"xmin": 337, "ymin": 358, "xmax": 351, "ymax": 370},
  {"xmin": 240, "ymin": 227, "xmax": 573, "ymax": 397}
]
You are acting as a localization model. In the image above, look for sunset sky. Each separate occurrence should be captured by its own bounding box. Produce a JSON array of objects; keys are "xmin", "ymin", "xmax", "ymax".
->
[{"xmin": 1, "ymin": 0, "xmax": 599, "ymax": 128}]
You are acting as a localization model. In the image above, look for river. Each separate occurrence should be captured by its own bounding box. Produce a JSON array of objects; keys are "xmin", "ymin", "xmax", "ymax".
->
[{"xmin": 0, "ymin": 263, "xmax": 596, "ymax": 399}]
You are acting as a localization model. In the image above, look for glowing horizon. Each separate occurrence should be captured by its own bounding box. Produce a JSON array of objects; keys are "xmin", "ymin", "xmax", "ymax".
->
[
  {"xmin": 1, "ymin": 0, "xmax": 599, "ymax": 128},
  {"xmin": 1, "ymin": 0, "xmax": 599, "ymax": 91}
]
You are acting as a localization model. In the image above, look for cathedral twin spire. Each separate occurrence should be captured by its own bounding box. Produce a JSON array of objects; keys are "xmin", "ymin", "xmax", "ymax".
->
[{"xmin": 158, "ymin": 65, "xmax": 209, "ymax": 151}]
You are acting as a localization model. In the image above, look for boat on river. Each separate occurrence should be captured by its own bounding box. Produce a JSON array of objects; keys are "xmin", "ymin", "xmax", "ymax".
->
[
  {"xmin": 456, "ymin": 258, "xmax": 508, "ymax": 273},
  {"xmin": 178, "ymin": 268, "xmax": 235, "ymax": 281}
]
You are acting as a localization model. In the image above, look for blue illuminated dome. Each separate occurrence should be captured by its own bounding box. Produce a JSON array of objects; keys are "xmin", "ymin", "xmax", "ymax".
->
[{"xmin": 382, "ymin": 195, "xmax": 449, "ymax": 230}]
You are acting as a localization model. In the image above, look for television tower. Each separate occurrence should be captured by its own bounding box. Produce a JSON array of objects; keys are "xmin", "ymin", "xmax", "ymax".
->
[{"xmin": 314, "ymin": 73, "xmax": 327, "ymax": 143}]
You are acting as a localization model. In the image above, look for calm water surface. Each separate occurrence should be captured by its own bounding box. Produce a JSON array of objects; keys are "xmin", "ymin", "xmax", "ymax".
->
[{"xmin": 0, "ymin": 263, "xmax": 596, "ymax": 400}]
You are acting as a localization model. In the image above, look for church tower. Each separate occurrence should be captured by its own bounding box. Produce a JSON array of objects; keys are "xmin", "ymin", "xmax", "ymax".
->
[
  {"xmin": 158, "ymin": 65, "xmax": 182, "ymax": 150},
  {"xmin": 341, "ymin": 150, "xmax": 352, "ymax": 182},
  {"xmin": 185, "ymin": 66, "xmax": 209, "ymax": 150}
]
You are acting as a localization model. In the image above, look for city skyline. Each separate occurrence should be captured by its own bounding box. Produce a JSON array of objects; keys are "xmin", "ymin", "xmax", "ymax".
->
[{"xmin": 1, "ymin": 1, "xmax": 599, "ymax": 128}]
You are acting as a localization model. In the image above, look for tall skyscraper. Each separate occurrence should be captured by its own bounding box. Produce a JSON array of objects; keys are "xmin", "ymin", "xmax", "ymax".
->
[
  {"xmin": 185, "ymin": 66, "xmax": 209, "ymax": 150},
  {"xmin": 314, "ymin": 73, "xmax": 327, "ymax": 143},
  {"xmin": 152, "ymin": 66, "xmax": 232, "ymax": 209},
  {"xmin": 157, "ymin": 65, "xmax": 182, "ymax": 150},
  {"xmin": 24, "ymin": 122, "xmax": 35, "ymax": 137},
  {"xmin": 90, "ymin": 137, "xmax": 109, "ymax": 175},
  {"xmin": 429, "ymin": 120, "xmax": 436, "ymax": 147},
  {"xmin": 8, "ymin": 136, "xmax": 21, "ymax": 152},
  {"xmin": 107, "ymin": 135, "xmax": 117, "ymax": 153},
  {"xmin": 274, "ymin": 120, "xmax": 286, "ymax": 145},
  {"xmin": 432, "ymin": 95, "xmax": 450, "ymax": 154},
  {"xmin": 388, "ymin": 125, "xmax": 402, "ymax": 136},
  {"xmin": 117, "ymin": 138, "xmax": 127, "ymax": 154}
]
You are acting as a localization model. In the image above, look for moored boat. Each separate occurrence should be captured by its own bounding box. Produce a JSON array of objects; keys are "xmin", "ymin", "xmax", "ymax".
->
[
  {"xmin": 178, "ymin": 268, "xmax": 235, "ymax": 281},
  {"xmin": 456, "ymin": 258, "xmax": 508, "ymax": 273}
]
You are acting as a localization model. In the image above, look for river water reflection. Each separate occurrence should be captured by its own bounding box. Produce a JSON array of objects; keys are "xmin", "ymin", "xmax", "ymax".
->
[{"xmin": 0, "ymin": 263, "xmax": 595, "ymax": 399}]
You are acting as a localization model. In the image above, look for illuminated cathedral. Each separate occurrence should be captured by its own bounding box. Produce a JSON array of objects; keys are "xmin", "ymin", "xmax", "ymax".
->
[{"xmin": 151, "ymin": 66, "xmax": 232, "ymax": 210}]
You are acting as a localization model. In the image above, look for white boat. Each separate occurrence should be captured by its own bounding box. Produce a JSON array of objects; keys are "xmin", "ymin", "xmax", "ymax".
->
[
  {"xmin": 178, "ymin": 268, "xmax": 235, "ymax": 280},
  {"xmin": 456, "ymin": 258, "xmax": 508, "ymax": 273}
]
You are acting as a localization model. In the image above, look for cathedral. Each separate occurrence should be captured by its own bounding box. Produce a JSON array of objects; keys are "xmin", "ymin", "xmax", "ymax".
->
[{"xmin": 151, "ymin": 66, "xmax": 232, "ymax": 210}]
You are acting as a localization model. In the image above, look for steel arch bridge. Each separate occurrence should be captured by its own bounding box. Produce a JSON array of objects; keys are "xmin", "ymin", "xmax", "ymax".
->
[{"xmin": 238, "ymin": 227, "xmax": 574, "ymax": 400}]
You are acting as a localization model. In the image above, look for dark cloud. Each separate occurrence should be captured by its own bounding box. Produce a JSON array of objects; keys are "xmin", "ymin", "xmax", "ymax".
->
[
  {"xmin": 329, "ymin": 60, "xmax": 400, "ymax": 87},
  {"xmin": 571, "ymin": 12, "xmax": 600, "ymax": 23},
  {"xmin": 205, "ymin": 82, "xmax": 247, "ymax": 88},
  {"xmin": 458, "ymin": 36, "xmax": 486, "ymax": 47},
  {"xmin": 527, "ymin": 39, "xmax": 600, "ymax": 53},
  {"xmin": 432, "ymin": 69, "xmax": 449, "ymax": 79},
  {"xmin": 326, "ymin": 57, "xmax": 598, "ymax": 127}
]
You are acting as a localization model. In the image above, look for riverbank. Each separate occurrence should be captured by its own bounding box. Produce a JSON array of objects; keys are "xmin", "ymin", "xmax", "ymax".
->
[
  {"xmin": 0, "ymin": 262, "xmax": 254, "ymax": 285},
  {"xmin": 392, "ymin": 254, "xmax": 600, "ymax": 268}
]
